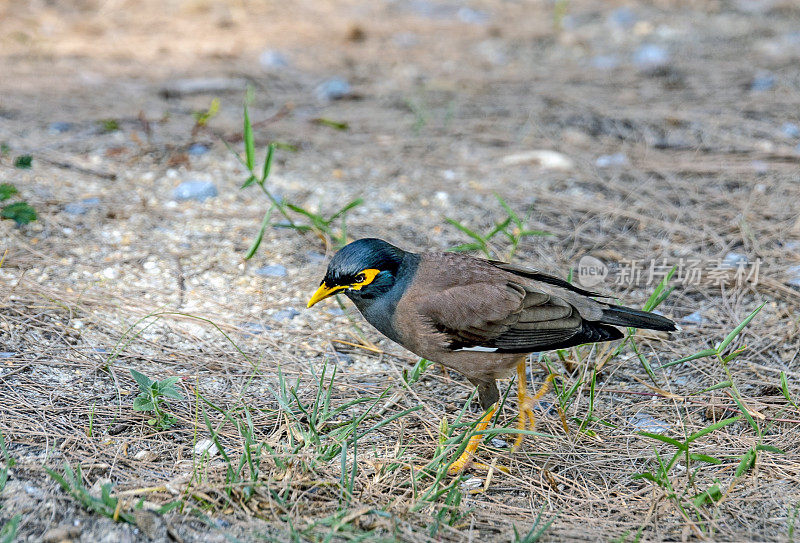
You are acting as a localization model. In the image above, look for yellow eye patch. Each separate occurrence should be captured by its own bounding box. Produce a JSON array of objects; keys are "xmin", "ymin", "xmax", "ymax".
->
[{"xmin": 349, "ymin": 268, "xmax": 381, "ymax": 290}]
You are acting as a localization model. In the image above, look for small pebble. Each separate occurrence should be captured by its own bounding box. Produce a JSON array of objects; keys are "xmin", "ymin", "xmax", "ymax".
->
[
  {"xmin": 787, "ymin": 265, "xmax": 800, "ymax": 288},
  {"xmin": 502, "ymin": 150, "xmax": 574, "ymax": 171},
  {"xmin": 595, "ymin": 153, "xmax": 628, "ymax": 168},
  {"xmin": 721, "ymin": 252, "xmax": 748, "ymax": 268},
  {"xmin": 173, "ymin": 180, "xmax": 218, "ymax": 202},
  {"xmin": 781, "ymin": 122, "xmax": 800, "ymax": 138},
  {"xmin": 187, "ymin": 143, "xmax": 209, "ymax": 156},
  {"xmin": 273, "ymin": 308, "xmax": 300, "ymax": 322},
  {"xmin": 750, "ymin": 72, "xmax": 775, "ymax": 91},
  {"xmin": 305, "ymin": 251, "xmax": 326, "ymax": 264},
  {"xmin": 457, "ymin": 7, "xmax": 489, "ymax": 24},
  {"xmin": 48, "ymin": 122, "xmax": 73, "ymax": 134},
  {"xmin": 591, "ymin": 55, "xmax": 620, "ymax": 70},
  {"xmin": 629, "ymin": 414, "xmax": 670, "ymax": 434},
  {"xmin": 460, "ymin": 477, "xmax": 483, "ymax": 491},
  {"xmin": 0, "ymin": 352, "xmax": 15, "ymax": 359},
  {"xmin": 329, "ymin": 350, "xmax": 353, "ymax": 364},
  {"xmin": 682, "ymin": 311, "xmax": 706, "ymax": 324},
  {"xmin": 751, "ymin": 160, "xmax": 768, "ymax": 174},
  {"xmin": 316, "ymin": 78, "xmax": 351, "ymax": 101},
  {"xmin": 608, "ymin": 7, "xmax": 637, "ymax": 29},
  {"xmin": 255, "ymin": 264, "xmax": 287, "ymax": 277},
  {"xmin": 194, "ymin": 439, "xmax": 219, "ymax": 457},
  {"xmin": 64, "ymin": 197, "xmax": 101, "ymax": 215},
  {"xmin": 259, "ymin": 49, "xmax": 289, "ymax": 69},
  {"xmin": 239, "ymin": 322, "xmax": 272, "ymax": 335},
  {"xmin": 490, "ymin": 437, "xmax": 509, "ymax": 448},
  {"xmin": 393, "ymin": 32, "xmax": 418, "ymax": 48},
  {"xmin": 633, "ymin": 44, "xmax": 670, "ymax": 68}
]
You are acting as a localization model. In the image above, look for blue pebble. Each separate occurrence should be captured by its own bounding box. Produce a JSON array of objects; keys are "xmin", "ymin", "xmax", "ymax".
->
[
  {"xmin": 173, "ymin": 180, "xmax": 218, "ymax": 202},
  {"xmin": 255, "ymin": 264, "xmax": 287, "ymax": 277},
  {"xmin": 188, "ymin": 143, "xmax": 209, "ymax": 156},
  {"xmin": 64, "ymin": 197, "xmax": 101, "ymax": 215},
  {"xmin": 629, "ymin": 414, "xmax": 670, "ymax": 434},
  {"xmin": 239, "ymin": 322, "xmax": 272, "ymax": 335},
  {"xmin": 316, "ymin": 78, "xmax": 351, "ymax": 101},
  {"xmin": 781, "ymin": 122, "xmax": 800, "ymax": 138},
  {"xmin": 751, "ymin": 73, "xmax": 775, "ymax": 91},
  {"xmin": 722, "ymin": 252, "xmax": 748, "ymax": 268},
  {"xmin": 457, "ymin": 7, "xmax": 489, "ymax": 24},
  {"xmin": 591, "ymin": 55, "xmax": 620, "ymax": 70},
  {"xmin": 608, "ymin": 7, "xmax": 636, "ymax": 28},
  {"xmin": 259, "ymin": 50, "xmax": 289, "ymax": 69},
  {"xmin": 682, "ymin": 311, "xmax": 705, "ymax": 324},
  {"xmin": 49, "ymin": 122, "xmax": 73, "ymax": 134},
  {"xmin": 0, "ymin": 352, "xmax": 15, "ymax": 359},
  {"xmin": 595, "ymin": 153, "xmax": 628, "ymax": 168},
  {"xmin": 273, "ymin": 308, "xmax": 300, "ymax": 322},
  {"xmin": 633, "ymin": 44, "xmax": 670, "ymax": 68},
  {"xmin": 788, "ymin": 265, "xmax": 800, "ymax": 288}
]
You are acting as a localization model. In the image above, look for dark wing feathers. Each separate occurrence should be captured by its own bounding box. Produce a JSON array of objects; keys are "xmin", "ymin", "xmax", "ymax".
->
[
  {"xmin": 420, "ymin": 280, "xmax": 593, "ymax": 353},
  {"xmin": 417, "ymin": 253, "xmax": 675, "ymax": 354}
]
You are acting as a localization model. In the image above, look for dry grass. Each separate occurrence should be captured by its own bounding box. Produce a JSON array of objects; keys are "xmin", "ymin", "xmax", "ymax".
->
[{"xmin": 2, "ymin": 0, "xmax": 800, "ymax": 541}]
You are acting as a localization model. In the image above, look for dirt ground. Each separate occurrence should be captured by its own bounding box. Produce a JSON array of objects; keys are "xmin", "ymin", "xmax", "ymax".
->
[{"xmin": 1, "ymin": 0, "xmax": 800, "ymax": 541}]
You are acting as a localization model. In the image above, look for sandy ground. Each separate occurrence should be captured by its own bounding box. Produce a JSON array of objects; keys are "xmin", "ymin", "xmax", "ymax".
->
[{"xmin": 1, "ymin": 0, "xmax": 800, "ymax": 541}]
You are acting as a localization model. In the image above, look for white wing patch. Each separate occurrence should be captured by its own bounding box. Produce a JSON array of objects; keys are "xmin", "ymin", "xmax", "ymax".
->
[{"xmin": 454, "ymin": 346, "xmax": 498, "ymax": 353}]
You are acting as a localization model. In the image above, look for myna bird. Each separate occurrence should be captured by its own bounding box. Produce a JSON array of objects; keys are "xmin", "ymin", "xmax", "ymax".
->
[{"xmin": 307, "ymin": 238, "xmax": 676, "ymax": 473}]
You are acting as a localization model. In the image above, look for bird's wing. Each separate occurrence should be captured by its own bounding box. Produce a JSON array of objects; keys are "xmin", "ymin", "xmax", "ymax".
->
[{"xmin": 418, "ymin": 280, "xmax": 598, "ymax": 353}]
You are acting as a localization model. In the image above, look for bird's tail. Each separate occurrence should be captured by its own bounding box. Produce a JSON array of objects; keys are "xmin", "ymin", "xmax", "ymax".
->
[{"xmin": 601, "ymin": 304, "xmax": 676, "ymax": 331}]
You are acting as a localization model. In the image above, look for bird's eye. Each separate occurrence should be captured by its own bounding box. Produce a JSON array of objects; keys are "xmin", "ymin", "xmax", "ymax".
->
[{"xmin": 354, "ymin": 273, "xmax": 366, "ymax": 283}]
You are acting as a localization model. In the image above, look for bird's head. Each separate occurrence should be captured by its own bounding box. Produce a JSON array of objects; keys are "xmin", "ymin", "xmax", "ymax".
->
[{"xmin": 307, "ymin": 238, "xmax": 407, "ymax": 308}]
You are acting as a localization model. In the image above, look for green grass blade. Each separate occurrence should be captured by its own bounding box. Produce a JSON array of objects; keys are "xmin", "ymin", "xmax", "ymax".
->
[
  {"xmin": 243, "ymin": 103, "xmax": 255, "ymax": 171},
  {"xmin": 729, "ymin": 393, "xmax": 759, "ymax": 434},
  {"xmin": 661, "ymin": 348, "xmax": 718, "ymax": 368},
  {"xmin": 261, "ymin": 143, "xmax": 276, "ymax": 183},
  {"xmin": 643, "ymin": 266, "xmax": 676, "ymax": 312},
  {"xmin": 638, "ymin": 432, "xmax": 686, "ymax": 450},
  {"xmin": 686, "ymin": 416, "xmax": 740, "ymax": 443},
  {"xmin": 781, "ymin": 371, "xmax": 798, "ymax": 409},
  {"xmin": 717, "ymin": 302, "xmax": 766, "ymax": 353},
  {"xmin": 445, "ymin": 217, "xmax": 484, "ymax": 242}
]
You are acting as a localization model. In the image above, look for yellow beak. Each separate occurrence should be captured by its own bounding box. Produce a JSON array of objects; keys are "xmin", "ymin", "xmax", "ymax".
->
[{"xmin": 307, "ymin": 283, "xmax": 345, "ymax": 308}]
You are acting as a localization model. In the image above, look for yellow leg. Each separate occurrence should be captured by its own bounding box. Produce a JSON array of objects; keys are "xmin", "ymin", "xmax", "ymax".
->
[
  {"xmin": 512, "ymin": 360, "xmax": 555, "ymax": 451},
  {"xmin": 447, "ymin": 405, "xmax": 497, "ymax": 475}
]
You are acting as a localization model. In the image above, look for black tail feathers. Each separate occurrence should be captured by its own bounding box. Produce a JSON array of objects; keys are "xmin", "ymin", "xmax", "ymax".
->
[{"xmin": 601, "ymin": 304, "xmax": 677, "ymax": 332}]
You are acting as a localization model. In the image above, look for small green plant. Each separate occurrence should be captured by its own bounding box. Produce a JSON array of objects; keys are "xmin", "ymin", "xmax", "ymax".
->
[
  {"xmin": 0, "ymin": 515, "xmax": 20, "ymax": 543},
  {"xmin": 0, "ymin": 430, "xmax": 14, "ymax": 494},
  {"xmin": 0, "ymin": 183, "xmax": 37, "ymax": 225},
  {"xmin": 0, "ymin": 430, "xmax": 19, "ymax": 543},
  {"xmin": 99, "ymin": 119, "xmax": 120, "ymax": 132},
  {"xmin": 192, "ymin": 97, "xmax": 220, "ymax": 127},
  {"xmin": 633, "ymin": 303, "xmax": 779, "ymax": 537},
  {"xmin": 447, "ymin": 194, "xmax": 550, "ymax": 261},
  {"xmin": 311, "ymin": 117, "xmax": 349, "ymax": 131},
  {"xmin": 130, "ymin": 369, "xmax": 183, "ymax": 430},
  {"xmin": 228, "ymin": 90, "xmax": 362, "ymax": 256},
  {"xmin": 46, "ymin": 462, "xmax": 135, "ymax": 523},
  {"xmin": 512, "ymin": 504, "xmax": 558, "ymax": 542},
  {"xmin": 13, "ymin": 155, "xmax": 32, "ymax": 169}
]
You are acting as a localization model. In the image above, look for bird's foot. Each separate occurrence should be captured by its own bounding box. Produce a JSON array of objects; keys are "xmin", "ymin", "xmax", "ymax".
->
[
  {"xmin": 512, "ymin": 373, "xmax": 555, "ymax": 451},
  {"xmin": 447, "ymin": 405, "xmax": 497, "ymax": 475}
]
